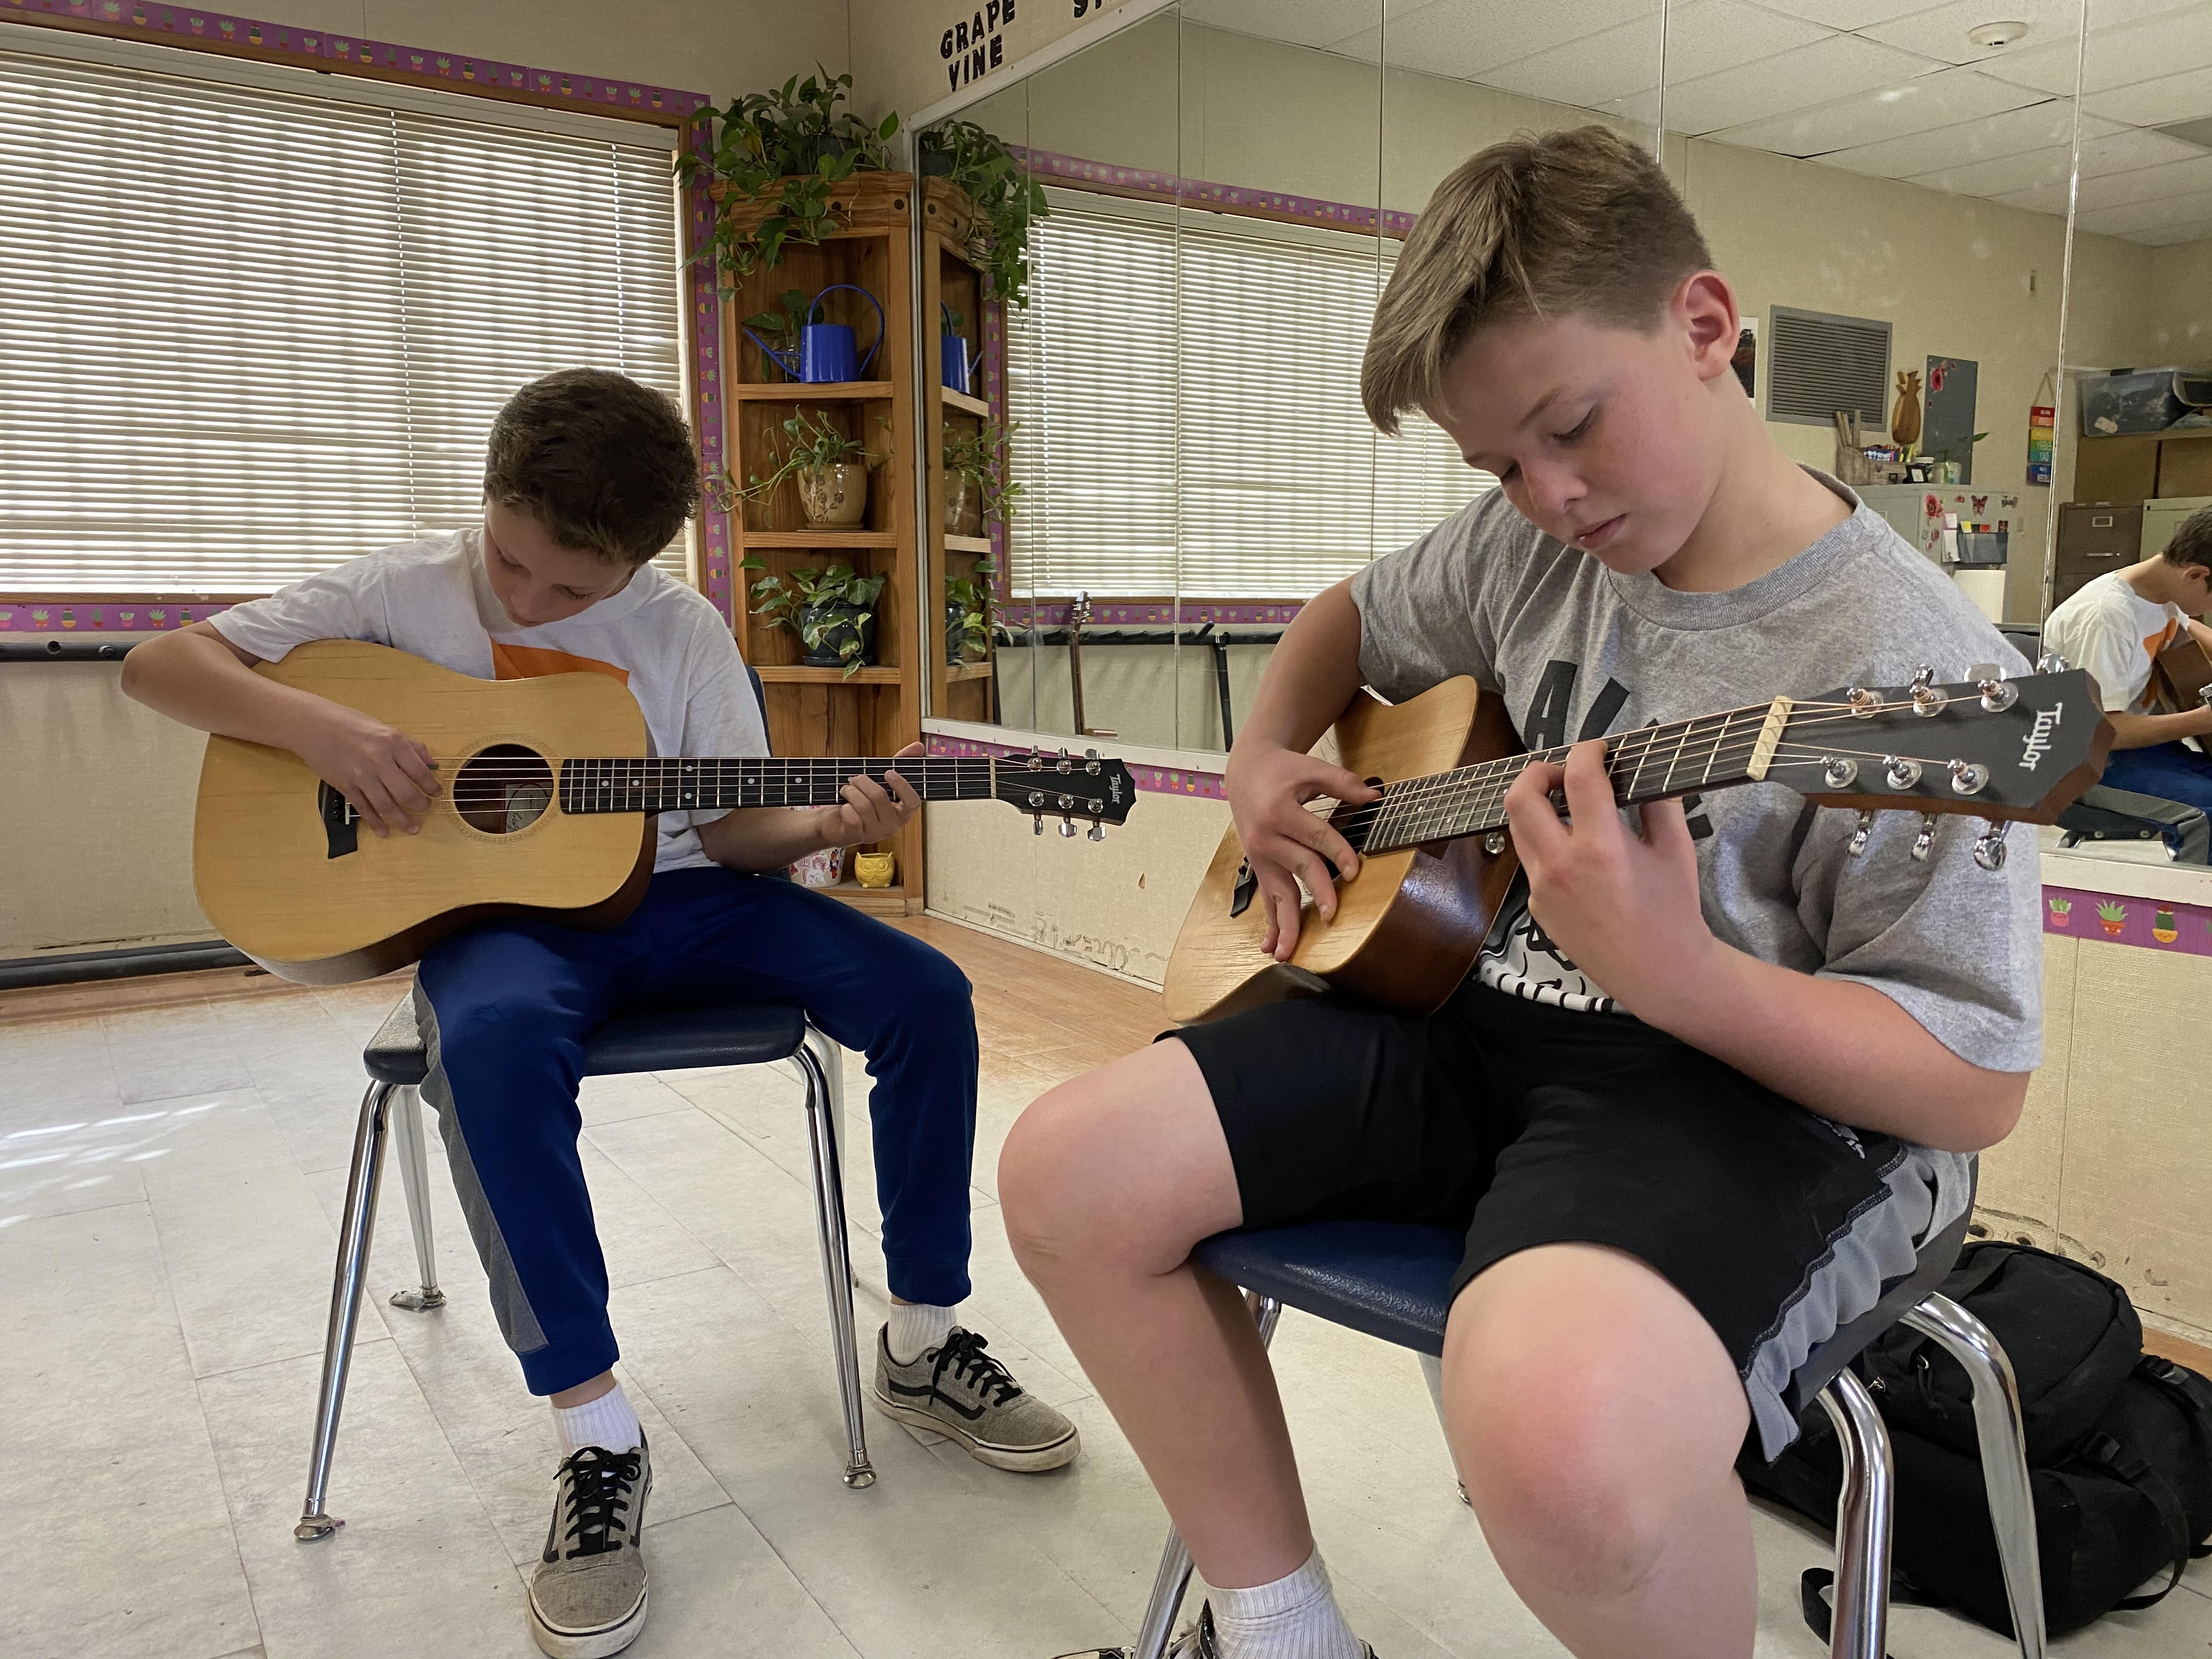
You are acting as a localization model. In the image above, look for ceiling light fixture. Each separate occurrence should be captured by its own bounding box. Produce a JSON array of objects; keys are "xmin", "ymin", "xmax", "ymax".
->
[{"xmin": 1967, "ymin": 20, "xmax": 2032, "ymax": 48}]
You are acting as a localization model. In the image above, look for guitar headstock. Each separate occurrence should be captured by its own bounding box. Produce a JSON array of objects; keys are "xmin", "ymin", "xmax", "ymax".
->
[
  {"xmin": 993, "ymin": 745, "xmax": 1136, "ymax": 839},
  {"xmin": 1775, "ymin": 665, "xmax": 2111, "ymax": 839}
]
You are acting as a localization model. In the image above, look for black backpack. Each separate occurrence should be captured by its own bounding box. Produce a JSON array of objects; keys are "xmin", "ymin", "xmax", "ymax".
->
[{"xmin": 1742, "ymin": 1240, "xmax": 2212, "ymax": 1640}]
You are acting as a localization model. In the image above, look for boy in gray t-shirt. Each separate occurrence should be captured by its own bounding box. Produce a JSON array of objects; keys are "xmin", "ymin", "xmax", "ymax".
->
[{"xmin": 1012, "ymin": 129, "xmax": 2044, "ymax": 1659}]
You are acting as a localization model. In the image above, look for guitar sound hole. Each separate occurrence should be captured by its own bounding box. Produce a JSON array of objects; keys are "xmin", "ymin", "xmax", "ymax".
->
[{"xmin": 454, "ymin": 744, "xmax": 554, "ymax": 834}]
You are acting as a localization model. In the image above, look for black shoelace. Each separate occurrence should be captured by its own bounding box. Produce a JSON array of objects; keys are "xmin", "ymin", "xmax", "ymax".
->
[
  {"xmin": 932, "ymin": 1328, "xmax": 1023, "ymax": 1407},
  {"xmin": 556, "ymin": 1446, "xmax": 641, "ymax": 1561}
]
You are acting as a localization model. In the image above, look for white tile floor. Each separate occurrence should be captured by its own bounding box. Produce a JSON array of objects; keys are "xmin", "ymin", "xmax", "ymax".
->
[{"xmin": 5, "ymin": 967, "xmax": 2211, "ymax": 1659}]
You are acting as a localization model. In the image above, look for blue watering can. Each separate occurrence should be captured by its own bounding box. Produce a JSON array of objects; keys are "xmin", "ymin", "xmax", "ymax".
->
[
  {"xmin": 744, "ymin": 284, "xmax": 884, "ymax": 384},
  {"xmin": 941, "ymin": 304, "xmax": 981, "ymax": 395}
]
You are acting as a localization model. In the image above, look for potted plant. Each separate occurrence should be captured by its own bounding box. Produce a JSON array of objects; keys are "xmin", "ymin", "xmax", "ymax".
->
[
  {"xmin": 744, "ymin": 562, "xmax": 888, "ymax": 677},
  {"xmin": 942, "ymin": 417, "xmax": 1022, "ymax": 537},
  {"xmin": 918, "ymin": 118, "xmax": 1049, "ymax": 309},
  {"xmin": 678, "ymin": 71, "xmax": 900, "ymax": 284},
  {"xmin": 729, "ymin": 410, "xmax": 882, "ymax": 529},
  {"xmin": 945, "ymin": 562, "xmax": 997, "ymax": 664},
  {"xmin": 743, "ymin": 287, "xmax": 811, "ymax": 381}
]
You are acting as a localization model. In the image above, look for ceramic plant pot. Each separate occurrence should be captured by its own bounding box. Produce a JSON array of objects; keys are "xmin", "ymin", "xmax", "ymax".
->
[
  {"xmin": 944, "ymin": 474, "xmax": 984, "ymax": 536},
  {"xmin": 799, "ymin": 601, "xmax": 877, "ymax": 669},
  {"xmin": 798, "ymin": 463, "xmax": 868, "ymax": 528},
  {"xmin": 853, "ymin": 851, "xmax": 896, "ymax": 889}
]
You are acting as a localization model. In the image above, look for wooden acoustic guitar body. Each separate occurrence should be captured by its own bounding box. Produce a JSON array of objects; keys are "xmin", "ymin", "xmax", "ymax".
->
[
  {"xmin": 1163, "ymin": 676, "xmax": 1521, "ymax": 1025},
  {"xmin": 193, "ymin": 640, "xmax": 655, "ymax": 986},
  {"xmin": 2152, "ymin": 636, "xmax": 2212, "ymax": 715}
]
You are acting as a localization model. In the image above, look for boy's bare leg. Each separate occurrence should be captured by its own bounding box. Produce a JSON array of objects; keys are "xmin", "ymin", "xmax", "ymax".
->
[
  {"xmin": 1443, "ymin": 1243, "xmax": 1757, "ymax": 1659},
  {"xmin": 1001, "ymin": 1039, "xmax": 1314, "ymax": 1588}
]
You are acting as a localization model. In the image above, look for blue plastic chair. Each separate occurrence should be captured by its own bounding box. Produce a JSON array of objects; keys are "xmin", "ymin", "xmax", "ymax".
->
[
  {"xmin": 1127, "ymin": 1214, "xmax": 2049, "ymax": 1659},
  {"xmin": 294, "ymin": 666, "xmax": 878, "ymax": 1543}
]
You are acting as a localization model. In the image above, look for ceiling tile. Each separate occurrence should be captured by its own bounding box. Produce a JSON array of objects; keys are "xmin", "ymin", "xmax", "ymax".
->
[
  {"xmin": 1990, "ymin": 177, "xmax": 2075, "ymax": 213},
  {"xmin": 1905, "ymin": 123, "xmax": 2201, "ymax": 195},
  {"xmin": 2084, "ymin": 63, "xmax": 2212, "ymax": 129},
  {"xmin": 1858, "ymin": 0, "xmax": 2088, "ymax": 69},
  {"xmin": 1740, "ymin": 0, "xmax": 1925, "ymax": 25},
  {"xmin": 2074, "ymin": 149, "xmax": 2212, "ymax": 209},
  {"xmin": 1477, "ymin": 18, "xmax": 1664, "ymax": 109},
  {"xmin": 1982, "ymin": 2, "xmax": 2212, "ymax": 98},
  {"xmin": 1703, "ymin": 65, "xmax": 2041, "ymax": 154},
  {"xmin": 1657, "ymin": 0, "xmax": 1833, "ymax": 80},
  {"xmin": 1663, "ymin": 33, "xmax": 1943, "ymax": 134},
  {"xmin": 1183, "ymin": 0, "xmax": 1389, "ymax": 49},
  {"xmin": 1375, "ymin": 0, "xmax": 1662, "ymax": 81},
  {"xmin": 2074, "ymin": 184, "xmax": 2212, "ymax": 235},
  {"xmin": 1324, "ymin": 25, "xmax": 1385, "ymax": 62},
  {"xmin": 1816, "ymin": 100, "xmax": 2117, "ymax": 178},
  {"xmin": 2128, "ymin": 215, "xmax": 2212, "ymax": 244}
]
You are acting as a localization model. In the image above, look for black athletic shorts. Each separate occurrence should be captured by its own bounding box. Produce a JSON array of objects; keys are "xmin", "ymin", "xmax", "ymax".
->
[{"xmin": 1174, "ymin": 977, "xmax": 1972, "ymax": 1458}]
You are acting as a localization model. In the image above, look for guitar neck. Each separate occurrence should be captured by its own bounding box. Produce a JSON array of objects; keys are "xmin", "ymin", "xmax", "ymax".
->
[
  {"xmin": 557, "ymin": 756, "xmax": 997, "ymax": 814},
  {"xmin": 1359, "ymin": 701, "xmax": 1785, "ymax": 854}
]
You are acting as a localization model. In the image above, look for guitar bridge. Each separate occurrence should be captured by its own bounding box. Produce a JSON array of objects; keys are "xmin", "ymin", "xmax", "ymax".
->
[{"xmin": 318, "ymin": 782, "xmax": 359, "ymax": 860}]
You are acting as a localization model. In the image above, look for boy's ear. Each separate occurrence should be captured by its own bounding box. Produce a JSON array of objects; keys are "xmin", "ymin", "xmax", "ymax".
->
[{"xmin": 1672, "ymin": 270, "xmax": 1742, "ymax": 385}]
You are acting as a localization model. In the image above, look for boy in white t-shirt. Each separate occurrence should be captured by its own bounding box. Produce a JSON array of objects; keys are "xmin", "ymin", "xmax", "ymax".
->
[
  {"xmin": 123, "ymin": 370, "xmax": 1076, "ymax": 1658},
  {"xmin": 2044, "ymin": 504, "xmax": 2212, "ymax": 822}
]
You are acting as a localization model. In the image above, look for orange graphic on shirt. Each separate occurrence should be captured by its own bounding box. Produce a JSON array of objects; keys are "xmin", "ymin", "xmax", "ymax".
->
[{"xmin": 492, "ymin": 643, "xmax": 630, "ymax": 685}]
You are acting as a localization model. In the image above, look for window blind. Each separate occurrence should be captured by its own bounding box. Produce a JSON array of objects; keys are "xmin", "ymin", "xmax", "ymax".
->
[
  {"xmin": 1005, "ymin": 197, "xmax": 1494, "ymax": 601},
  {"xmin": 0, "ymin": 42, "xmax": 690, "ymax": 595}
]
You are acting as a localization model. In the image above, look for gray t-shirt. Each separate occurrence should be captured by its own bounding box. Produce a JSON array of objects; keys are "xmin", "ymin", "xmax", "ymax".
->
[{"xmin": 1350, "ymin": 473, "xmax": 2042, "ymax": 1073}]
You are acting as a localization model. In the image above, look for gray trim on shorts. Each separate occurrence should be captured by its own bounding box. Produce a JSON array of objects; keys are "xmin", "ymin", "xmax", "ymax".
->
[
  {"xmin": 1742, "ymin": 1138, "xmax": 1974, "ymax": 1458},
  {"xmin": 411, "ymin": 980, "xmax": 549, "ymax": 1359}
]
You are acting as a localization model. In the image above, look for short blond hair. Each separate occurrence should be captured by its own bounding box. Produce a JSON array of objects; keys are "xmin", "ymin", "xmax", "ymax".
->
[{"xmin": 1362, "ymin": 126, "xmax": 1713, "ymax": 435}]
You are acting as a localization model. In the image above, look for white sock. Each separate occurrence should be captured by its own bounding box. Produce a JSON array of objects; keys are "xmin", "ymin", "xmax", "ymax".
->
[
  {"xmin": 886, "ymin": 1301, "xmax": 956, "ymax": 1363},
  {"xmin": 1211, "ymin": 1549, "xmax": 1362, "ymax": 1659},
  {"xmin": 552, "ymin": 1383, "xmax": 642, "ymax": 1456}
]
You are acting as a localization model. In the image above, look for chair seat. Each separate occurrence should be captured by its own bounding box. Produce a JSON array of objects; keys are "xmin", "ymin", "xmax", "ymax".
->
[
  {"xmin": 1195, "ymin": 1222, "xmax": 1463, "ymax": 1358},
  {"xmin": 363, "ymin": 993, "xmax": 810, "ymax": 1085}
]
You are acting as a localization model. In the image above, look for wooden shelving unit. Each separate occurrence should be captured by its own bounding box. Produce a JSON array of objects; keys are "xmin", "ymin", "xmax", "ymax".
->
[
  {"xmin": 718, "ymin": 171, "xmax": 930, "ymax": 915},
  {"xmin": 920, "ymin": 177, "xmax": 1000, "ymax": 732}
]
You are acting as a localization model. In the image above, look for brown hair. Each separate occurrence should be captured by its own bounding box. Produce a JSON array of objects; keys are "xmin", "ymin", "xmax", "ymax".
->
[
  {"xmin": 1362, "ymin": 126, "xmax": 1713, "ymax": 435},
  {"xmin": 483, "ymin": 369, "xmax": 699, "ymax": 566},
  {"xmin": 2162, "ymin": 504, "xmax": 2212, "ymax": 573}
]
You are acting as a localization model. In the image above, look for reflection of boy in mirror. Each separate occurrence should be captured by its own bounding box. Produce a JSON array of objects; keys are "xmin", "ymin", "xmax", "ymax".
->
[
  {"xmin": 2042, "ymin": 505, "xmax": 2212, "ymax": 817},
  {"xmin": 1008, "ymin": 128, "xmax": 2039, "ymax": 1659}
]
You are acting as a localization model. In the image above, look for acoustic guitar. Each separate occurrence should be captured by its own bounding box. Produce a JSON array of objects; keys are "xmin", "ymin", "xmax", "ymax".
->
[
  {"xmin": 194, "ymin": 640, "xmax": 1135, "ymax": 985},
  {"xmin": 1164, "ymin": 666, "xmax": 2111, "ymax": 1024},
  {"xmin": 2150, "ymin": 635, "xmax": 2212, "ymax": 715}
]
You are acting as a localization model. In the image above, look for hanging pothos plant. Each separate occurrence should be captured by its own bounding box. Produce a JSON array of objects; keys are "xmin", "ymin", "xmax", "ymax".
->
[
  {"xmin": 918, "ymin": 118, "xmax": 1049, "ymax": 309},
  {"xmin": 676, "ymin": 70, "xmax": 900, "ymax": 286}
]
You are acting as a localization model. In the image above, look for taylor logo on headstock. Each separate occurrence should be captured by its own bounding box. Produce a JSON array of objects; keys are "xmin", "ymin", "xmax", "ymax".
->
[{"xmin": 2019, "ymin": 703, "xmax": 2063, "ymax": 772}]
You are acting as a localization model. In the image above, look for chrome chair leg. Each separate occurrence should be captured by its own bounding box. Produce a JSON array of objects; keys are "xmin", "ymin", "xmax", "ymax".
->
[
  {"xmin": 1818, "ymin": 1368, "xmax": 1895, "ymax": 1659},
  {"xmin": 296, "ymin": 1081, "xmax": 396, "ymax": 1542},
  {"xmin": 386, "ymin": 1084, "xmax": 446, "ymax": 1313},
  {"xmin": 797, "ymin": 1039, "xmax": 874, "ymax": 1489},
  {"xmin": 1132, "ymin": 1291, "xmax": 1283, "ymax": 1659},
  {"xmin": 1903, "ymin": 1293, "xmax": 2047, "ymax": 1659}
]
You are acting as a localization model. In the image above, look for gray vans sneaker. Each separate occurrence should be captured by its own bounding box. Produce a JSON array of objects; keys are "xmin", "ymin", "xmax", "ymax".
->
[
  {"xmin": 1054, "ymin": 1604, "xmax": 1377, "ymax": 1657},
  {"xmin": 871, "ymin": 1325, "xmax": 1080, "ymax": 1471},
  {"xmin": 529, "ymin": 1439, "xmax": 652, "ymax": 1658}
]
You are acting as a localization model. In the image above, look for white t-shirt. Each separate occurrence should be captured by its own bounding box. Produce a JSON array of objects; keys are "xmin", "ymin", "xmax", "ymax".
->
[
  {"xmin": 211, "ymin": 527, "xmax": 766, "ymax": 872},
  {"xmin": 2042, "ymin": 569, "xmax": 2186, "ymax": 714}
]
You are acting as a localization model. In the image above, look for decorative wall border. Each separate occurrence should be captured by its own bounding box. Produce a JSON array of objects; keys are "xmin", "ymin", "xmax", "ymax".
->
[
  {"xmin": 1017, "ymin": 145, "xmax": 1418, "ymax": 239},
  {"xmin": 2044, "ymin": 884, "xmax": 2212, "ymax": 957},
  {"xmin": 927, "ymin": 733, "xmax": 1227, "ymax": 800},
  {"xmin": 1001, "ymin": 599, "xmax": 1306, "ymax": 628},
  {"xmin": 0, "ymin": 4, "xmax": 732, "ymax": 627}
]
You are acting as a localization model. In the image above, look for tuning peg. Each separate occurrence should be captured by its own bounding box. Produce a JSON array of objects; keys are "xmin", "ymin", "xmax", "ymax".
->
[
  {"xmin": 1911, "ymin": 812, "xmax": 1939, "ymax": 862},
  {"xmin": 1846, "ymin": 686, "xmax": 1885, "ymax": 716},
  {"xmin": 1085, "ymin": 748, "xmax": 1102, "ymax": 775},
  {"xmin": 1847, "ymin": 809, "xmax": 1875, "ymax": 857},
  {"xmin": 1031, "ymin": 814, "xmax": 1043, "ymax": 836},
  {"xmin": 1088, "ymin": 823, "xmax": 1105, "ymax": 842},
  {"xmin": 1948, "ymin": 759, "xmax": 1989, "ymax": 796},
  {"xmin": 1822, "ymin": 756, "xmax": 1858, "ymax": 789},
  {"xmin": 2036, "ymin": 652, "xmax": 2070, "ymax": 675},
  {"xmin": 1883, "ymin": 755, "xmax": 1922, "ymax": 789},
  {"xmin": 1058, "ymin": 816, "xmax": 1077, "ymax": 838},
  {"xmin": 1973, "ymin": 821, "xmax": 2011, "ymax": 871},
  {"xmin": 1971, "ymin": 662, "xmax": 2019, "ymax": 712},
  {"xmin": 1910, "ymin": 665, "xmax": 1943, "ymax": 717}
]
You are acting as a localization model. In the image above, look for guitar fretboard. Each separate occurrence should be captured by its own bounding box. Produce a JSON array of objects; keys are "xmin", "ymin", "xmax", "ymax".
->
[
  {"xmin": 558, "ymin": 757, "xmax": 997, "ymax": 815},
  {"xmin": 1357, "ymin": 704, "xmax": 1778, "ymax": 855}
]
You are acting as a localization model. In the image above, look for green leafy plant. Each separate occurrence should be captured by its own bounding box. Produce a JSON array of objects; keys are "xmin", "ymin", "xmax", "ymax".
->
[
  {"xmin": 677, "ymin": 70, "xmax": 900, "ymax": 284},
  {"xmin": 742, "ymin": 562, "xmax": 888, "ymax": 677},
  {"xmin": 941, "ymin": 417, "xmax": 1024, "ymax": 529},
  {"xmin": 743, "ymin": 287, "xmax": 812, "ymax": 380},
  {"xmin": 918, "ymin": 118, "xmax": 1049, "ymax": 308},
  {"xmin": 724, "ymin": 410, "xmax": 885, "ymax": 527},
  {"xmin": 945, "ymin": 560, "xmax": 1000, "ymax": 663}
]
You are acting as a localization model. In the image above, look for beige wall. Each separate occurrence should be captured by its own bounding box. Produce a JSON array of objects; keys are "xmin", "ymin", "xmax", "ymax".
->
[{"xmin": 848, "ymin": 0, "xmax": 1153, "ymax": 131}]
